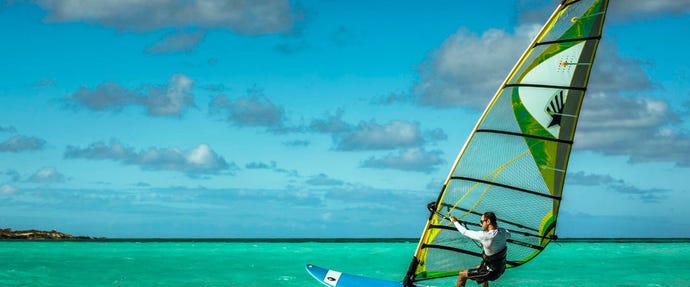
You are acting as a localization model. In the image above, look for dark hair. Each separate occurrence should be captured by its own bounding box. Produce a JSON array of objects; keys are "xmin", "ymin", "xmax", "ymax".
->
[{"xmin": 483, "ymin": 212, "xmax": 497, "ymax": 226}]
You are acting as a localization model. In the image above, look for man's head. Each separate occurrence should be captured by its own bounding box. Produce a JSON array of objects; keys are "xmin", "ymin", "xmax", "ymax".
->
[{"xmin": 480, "ymin": 211, "xmax": 497, "ymax": 230}]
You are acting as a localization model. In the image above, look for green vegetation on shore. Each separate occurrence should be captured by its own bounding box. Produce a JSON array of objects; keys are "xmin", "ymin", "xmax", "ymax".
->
[{"xmin": 0, "ymin": 228, "xmax": 102, "ymax": 240}]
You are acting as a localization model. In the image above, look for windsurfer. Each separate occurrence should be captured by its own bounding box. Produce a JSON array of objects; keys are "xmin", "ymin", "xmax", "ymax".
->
[{"xmin": 450, "ymin": 212, "xmax": 510, "ymax": 287}]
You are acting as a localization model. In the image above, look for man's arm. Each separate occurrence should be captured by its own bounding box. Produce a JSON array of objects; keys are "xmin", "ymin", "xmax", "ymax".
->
[{"xmin": 450, "ymin": 216, "xmax": 484, "ymax": 241}]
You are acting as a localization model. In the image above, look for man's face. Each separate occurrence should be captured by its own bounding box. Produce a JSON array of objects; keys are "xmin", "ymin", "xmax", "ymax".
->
[{"xmin": 480, "ymin": 216, "xmax": 487, "ymax": 230}]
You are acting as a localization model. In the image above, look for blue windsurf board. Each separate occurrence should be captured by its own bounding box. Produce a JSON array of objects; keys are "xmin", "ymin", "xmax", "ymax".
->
[{"xmin": 305, "ymin": 264, "xmax": 406, "ymax": 287}]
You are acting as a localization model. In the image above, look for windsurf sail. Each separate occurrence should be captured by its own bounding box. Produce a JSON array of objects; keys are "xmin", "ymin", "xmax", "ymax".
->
[{"xmin": 404, "ymin": 0, "xmax": 609, "ymax": 285}]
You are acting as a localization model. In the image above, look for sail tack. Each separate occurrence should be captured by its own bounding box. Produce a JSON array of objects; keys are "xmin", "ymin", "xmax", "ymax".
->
[{"xmin": 405, "ymin": 0, "xmax": 609, "ymax": 284}]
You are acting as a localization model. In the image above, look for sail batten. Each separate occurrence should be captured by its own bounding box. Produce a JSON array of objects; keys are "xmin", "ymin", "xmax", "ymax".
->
[
  {"xmin": 404, "ymin": 0, "xmax": 609, "ymax": 285},
  {"xmin": 503, "ymin": 83, "xmax": 587, "ymax": 90},
  {"xmin": 475, "ymin": 129, "xmax": 575, "ymax": 144},
  {"xmin": 536, "ymin": 35, "xmax": 602, "ymax": 46},
  {"xmin": 451, "ymin": 176, "xmax": 562, "ymax": 200}
]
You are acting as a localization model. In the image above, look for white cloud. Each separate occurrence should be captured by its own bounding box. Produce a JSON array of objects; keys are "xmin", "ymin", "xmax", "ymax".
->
[
  {"xmin": 142, "ymin": 74, "xmax": 195, "ymax": 116},
  {"xmin": 609, "ymin": 0, "xmax": 690, "ymax": 22},
  {"xmin": 64, "ymin": 140, "xmax": 233, "ymax": 175},
  {"xmin": 568, "ymin": 171, "xmax": 668, "ymax": 203},
  {"xmin": 209, "ymin": 88, "xmax": 287, "ymax": 131},
  {"xmin": 0, "ymin": 184, "xmax": 18, "ymax": 195},
  {"xmin": 308, "ymin": 110, "xmax": 350, "ymax": 134},
  {"xmin": 66, "ymin": 81, "xmax": 137, "ymax": 111},
  {"xmin": 361, "ymin": 147, "xmax": 444, "ymax": 173},
  {"xmin": 0, "ymin": 135, "xmax": 46, "ymax": 153},
  {"xmin": 306, "ymin": 113, "xmax": 447, "ymax": 172},
  {"xmin": 64, "ymin": 74, "xmax": 196, "ymax": 117},
  {"xmin": 576, "ymin": 92, "xmax": 690, "ymax": 166},
  {"xmin": 336, "ymin": 120, "xmax": 424, "ymax": 151},
  {"xmin": 588, "ymin": 42, "xmax": 652, "ymax": 93},
  {"xmin": 186, "ymin": 144, "xmax": 220, "ymax": 169},
  {"xmin": 36, "ymin": 0, "xmax": 299, "ymax": 35},
  {"xmin": 413, "ymin": 24, "xmax": 538, "ymax": 109},
  {"xmin": 28, "ymin": 167, "xmax": 65, "ymax": 184},
  {"xmin": 145, "ymin": 30, "xmax": 207, "ymax": 54},
  {"xmin": 305, "ymin": 173, "xmax": 343, "ymax": 186}
]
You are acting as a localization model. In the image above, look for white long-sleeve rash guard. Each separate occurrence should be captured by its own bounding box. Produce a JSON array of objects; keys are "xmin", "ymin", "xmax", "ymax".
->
[{"xmin": 453, "ymin": 221, "xmax": 510, "ymax": 256}]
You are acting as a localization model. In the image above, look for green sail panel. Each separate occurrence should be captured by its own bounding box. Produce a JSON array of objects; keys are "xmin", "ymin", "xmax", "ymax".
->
[{"xmin": 404, "ymin": 0, "xmax": 609, "ymax": 285}]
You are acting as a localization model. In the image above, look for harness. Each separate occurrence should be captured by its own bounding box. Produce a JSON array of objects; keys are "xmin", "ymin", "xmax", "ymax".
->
[{"xmin": 481, "ymin": 247, "xmax": 507, "ymax": 280}]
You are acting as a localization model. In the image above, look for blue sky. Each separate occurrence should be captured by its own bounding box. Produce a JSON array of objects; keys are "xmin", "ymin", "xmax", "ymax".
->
[{"xmin": 1, "ymin": 0, "xmax": 689, "ymax": 239}]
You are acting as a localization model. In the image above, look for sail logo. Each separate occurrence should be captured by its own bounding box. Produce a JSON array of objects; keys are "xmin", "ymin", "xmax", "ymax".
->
[
  {"xmin": 518, "ymin": 42, "xmax": 588, "ymax": 139},
  {"xmin": 519, "ymin": 86, "xmax": 566, "ymax": 138},
  {"xmin": 546, "ymin": 90, "xmax": 565, "ymax": 128}
]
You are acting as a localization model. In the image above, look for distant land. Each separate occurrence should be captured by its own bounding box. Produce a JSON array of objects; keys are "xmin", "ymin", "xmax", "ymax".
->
[{"xmin": 0, "ymin": 228, "xmax": 104, "ymax": 240}]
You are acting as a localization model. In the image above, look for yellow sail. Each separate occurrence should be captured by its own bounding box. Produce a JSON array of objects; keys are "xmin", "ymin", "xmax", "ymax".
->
[{"xmin": 404, "ymin": 0, "xmax": 609, "ymax": 284}]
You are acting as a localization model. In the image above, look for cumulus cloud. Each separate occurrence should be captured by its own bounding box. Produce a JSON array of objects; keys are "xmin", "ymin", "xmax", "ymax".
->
[
  {"xmin": 64, "ymin": 140, "xmax": 233, "ymax": 176},
  {"xmin": 227, "ymin": 96, "xmax": 283, "ymax": 126},
  {"xmin": 308, "ymin": 111, "xmax": 446, "ymax": 151},
  {"xmin": 410, "ymin": 1, "xmax": 687, "ymax": 168},
  {"xmin": 306, "ymin": 111, "xmax": 448, "ymax": 172},
  {"xmin": 0, "ymin": 184, "xmax": 18, "ymax": 195},
  {"xmin": 28, "ymin": 167, "xmax": 65, "ymax": 184},
  {"xmin": 282, "ymin": 139, "xmax": 310, "ymax": 147},
  {"xmin": 244, "ymin": 161, "xmax": 298, "ymax": 176},
  {"xmin": 35, "ymin": 0, "xmax": 299, "ymax": 35},
  {"xmin": 0, "ymin": 135, "xmax": 46, "ymax": 153},
  {"xmin": 209, "ymin": 88, "xmax": 288, "ymax": 131},
  {"xmin": 567, "ymin": 171, "xmax": 623, "ymax": 186},
  {"xmin": 65, "ymin": 74, "xmax": 196, "ymax": 117},
  {"xmin": 308, "ymin": 110, "xmax": 351, "ymax": 134},
  {"xmin": 361, "ymin": 147, "xmax": 444, "ymax": 173},
  {"xmin": 336, "ymin": 120, "xmax": 425, "ymax": 151},
  {"xmin": 371, "ymin": 92, "xmax": 411, "ymax": 105},
  {"xmin": 245, "ymin": 161, "xmax": 276, "ymax": 170},
  {"xmin": 305, "ymin": 173, "xmax": 343, "ymax": 186},
  {"xmin": 413, "ymin": 24, "xmax": 537, "ymax": 109},
  {"xmin": 411, "ymin": 0, "xmax": 670, "ymax": 110},
  {"xmin": 142, "ymin": 74, "xmax": 195, "ymax": 116},
  {"xmin": 588, "ymin": 42, "xmax": 653, "ymax": 93},
  {"xmin": 609, "ymin": 0, "xmax": 690, "ymax": 22},
  {"xmin": 66, "ymin": 81, "xmax": 137, "ymax": 111},
  {"xmin": 576, "ymin": 92, "xmax": 690, "ymax": 166},
  {"xmin": 145, "ymin": 30, "xmax": 207, "ymax": 54},
  {"xmin": 569, "ymin": 171, "xmax": 669, "ymax": 203}
]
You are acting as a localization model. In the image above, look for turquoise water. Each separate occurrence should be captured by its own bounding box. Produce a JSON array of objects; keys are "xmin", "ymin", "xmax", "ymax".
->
[{"xmin": 1, "ymin": 240, "xmax": 689, "ymax": 287}]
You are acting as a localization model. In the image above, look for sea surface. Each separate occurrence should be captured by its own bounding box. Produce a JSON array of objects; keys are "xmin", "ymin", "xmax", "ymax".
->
[{"xmin": 1, "ymin": 239, "xmax": 689, "ymax": 287}]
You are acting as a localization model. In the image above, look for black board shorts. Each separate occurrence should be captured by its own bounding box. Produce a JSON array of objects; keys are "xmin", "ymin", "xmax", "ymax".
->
[
  {"xmin": 468, "ymin": 248, "xmax": 507, "ymax": 283},
  {"xmin": 467, "ymin": 262, "xmax": 504, "ymax": 283}
]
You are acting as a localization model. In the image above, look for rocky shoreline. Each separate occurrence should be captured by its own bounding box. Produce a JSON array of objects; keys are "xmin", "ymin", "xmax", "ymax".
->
[{"xmin": 0, "ymin": 228, "xmax": 103, "ymax": 240}]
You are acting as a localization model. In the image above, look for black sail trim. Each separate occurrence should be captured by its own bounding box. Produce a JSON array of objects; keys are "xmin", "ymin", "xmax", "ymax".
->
[
  {"xmin": 436, "ymin": 203, "xmax": 541, "ymax": 233},
  {"xmin": 475, "ymin": 128, "xmax": 574, "ymax": 145},
  {"xmin": 451, "ymin": 176, "xmax": 562, "ymax": 200},
  {"xmin": 503, "ymin": 83, "xmax": 587, "ymax": 91},
  {"xmin": 429, "ymin": 224, "xmax": 553, "ymax": 244},
  {"xmin": 535, "ymin": 35, "xmax": 602, "ymax": 46},
  {"xmin": 421, "ymin": 244, "xmax": 522, "ymax": 266}
]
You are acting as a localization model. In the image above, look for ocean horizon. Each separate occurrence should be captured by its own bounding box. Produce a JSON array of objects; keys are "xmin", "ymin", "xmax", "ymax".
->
[
  {"xmin": 2, "ymin": 238, "xmax": 689, "ymax": 286},
  {"xmin": 3, "ymin": 237, "xmax": 688, "ymax": 242}
]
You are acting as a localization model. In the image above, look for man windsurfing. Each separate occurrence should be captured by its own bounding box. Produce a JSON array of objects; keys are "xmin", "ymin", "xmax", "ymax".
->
[{"xmin": 450, "ymin": 212, "xmax": 510, "ymax": 287}]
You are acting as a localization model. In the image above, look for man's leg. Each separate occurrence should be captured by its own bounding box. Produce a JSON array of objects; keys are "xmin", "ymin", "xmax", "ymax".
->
[{"xmin": 455, "ymin": 270, "xmax": 468, "ymax": 287}]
